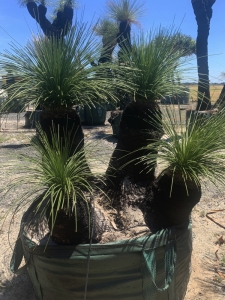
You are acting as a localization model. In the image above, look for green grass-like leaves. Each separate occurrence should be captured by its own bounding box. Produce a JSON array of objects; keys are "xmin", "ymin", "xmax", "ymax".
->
[
  {"xmin": 140, "ymin": 107, "xmax": 225, "ymax": 194},
  {"xmin": 93, "ymin": 18, "xmax": 118, "ymax": 46},
  {"xmin": 0, "ymin": 22, "xmax": 132, "ymax": 112},
  {"xmin": 1, "ymin": 126, "xmax": 97, "ymax": 233},
  {"xmin": 121, "ymin": 27, "xmax": 191, "ymax": 102},
  {"xmin": 106, "ymin": 0, "xmax": 145, "ymax": 24}
]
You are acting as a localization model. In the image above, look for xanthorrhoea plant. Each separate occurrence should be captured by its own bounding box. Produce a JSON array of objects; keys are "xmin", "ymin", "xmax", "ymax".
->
[
  {"xmin": 0, "ymin": 23, "xmax": 131, "ymax": 111},
  {"xmin": 1, "ymin": 126, "xmax": 103, "ymax": 245},
  {"xmin": 0, "ymin": 22, "xmax": 132, "ymax": 156},
  {"xmin": 139, "ymin": 106, "xmax": 225, "ymax": 229},
  {"xmin": 18, "ymin": 0, "xmax": 75, "ymax": 38},
  {"xmin": 93, "ymin": 18, "xmax": 118, "ymax": 64},
  {"xmin": 106, "ymin": 0, "xmax": 145, "ymax": 60},
  {"xmin": 106, "ymin": 27, "xmax": 190, "ymax": 186}
]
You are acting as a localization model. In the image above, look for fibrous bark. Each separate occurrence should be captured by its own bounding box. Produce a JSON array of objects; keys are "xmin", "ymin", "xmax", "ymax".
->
[{"xmin": 27, "ymin": 2, "xmax": 73, "ymax": 38}]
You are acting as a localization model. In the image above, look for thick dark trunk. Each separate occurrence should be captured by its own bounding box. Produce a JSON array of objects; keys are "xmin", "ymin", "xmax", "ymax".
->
[
  {"xmin": 117, "ymin": 20, "xmax": 131, "ymax": 62},
  {"xmin": 196, "ymin": 23, "xmax": 211, "ymax": 110},
  {"xmin": 38, "ymin": 109, "xmax": 85, "ymax": 157},
  {"xmin": 106, "ymin": 100, "xmax": 163, "ymax": 189},
  {"xmin": 27, "ymin": 2, "xmax": 73, "ymax": 38},
  {"xmin": 192, "ymin": 0, "xmax": 216, "ymax": 111},
  {"xmin": 98, "ymin": 42, "xmax": 117, "ymax": 64},
  {"xmin": 144, "ymin": 173, "xmax": 201, "ymax": 231}
]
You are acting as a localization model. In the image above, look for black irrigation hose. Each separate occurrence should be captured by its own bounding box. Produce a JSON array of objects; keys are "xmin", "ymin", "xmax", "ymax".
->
[{"xmin": 84, "ymin": 197, "xmax": 95, "ymax": 300}]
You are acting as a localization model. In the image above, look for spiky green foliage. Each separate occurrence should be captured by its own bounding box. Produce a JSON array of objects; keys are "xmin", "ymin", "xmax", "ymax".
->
[
  {"xmin": 1, "ymin": 126, "xmax": 97, "ymax": 233},
  {"xmin": 51, "ymin": 0, "xmax": 78, "ymax": 20},
  {"xmin": 0, "ymin": 22, "xmax": 132, "ymax": 112},
  {"xmin": 175, "ymin": 33, "xmax": 196, "ymax": 56},
  {"xmin": 54, "ymin": 0, "xmax": 77, "ymax": 10},
  {"xmin": 120, "ymin": 27, "xmax": 190, "ymax": 102},
  {"xmin": 106, "ymin": 0, "xmax": 145, "ymax": 24},
  {"xmin": 93, "ymin": 19, "xmax": 118, "ymax": 46},
  {"xmin": 139, "ymin": 107, "xmax": 225, "ymax": 193}
]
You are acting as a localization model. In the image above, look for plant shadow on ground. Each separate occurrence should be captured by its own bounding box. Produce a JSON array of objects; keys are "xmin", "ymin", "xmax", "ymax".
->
[
  {"xmin": 194, "ymin": 263, "xmax": 225, "ymax": 297},
  {"xmin": 0, "ymin": 272, "xmax": 35, "ymax": 300},
  {"xmin": 86, "ymin": 129, "xmax": 118, "ymax": 143}
]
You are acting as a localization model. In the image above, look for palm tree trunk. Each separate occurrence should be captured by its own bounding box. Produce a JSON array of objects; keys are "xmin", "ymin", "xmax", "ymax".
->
[{"xmin": 191, "ymin": 0, "xmax": 216, "ymax": 111}]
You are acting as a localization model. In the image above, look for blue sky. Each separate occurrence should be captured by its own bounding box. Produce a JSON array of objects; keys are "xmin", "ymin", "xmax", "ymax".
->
[{"xmin": 0, "ymin": 0, "xmax": 225, "ymax": 82}]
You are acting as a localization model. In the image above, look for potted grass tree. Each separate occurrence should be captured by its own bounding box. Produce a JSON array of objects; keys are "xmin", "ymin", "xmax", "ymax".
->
[
  {"xmin": 137, "ymin": 106, "xmax": 225, "ymax": 230},
  {"xmin": 105, "ymin": 26, "xmax": 189, "ymax": 188},
  {"xmin": 6, "ymin": 99, "xmax": 225, "ymax": 300},
  {"xmin": 2, "ymin": 2, "xmax": 225, "ymax": 299},
  {"xmin": 0, "ymin": 19, "xmax": 131, "ymax": 156}
]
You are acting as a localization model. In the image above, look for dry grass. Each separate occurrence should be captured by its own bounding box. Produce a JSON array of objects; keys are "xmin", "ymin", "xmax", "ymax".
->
[{"xmin": 189, "ymin": 84, "xmax": 224, "ymax": 104}]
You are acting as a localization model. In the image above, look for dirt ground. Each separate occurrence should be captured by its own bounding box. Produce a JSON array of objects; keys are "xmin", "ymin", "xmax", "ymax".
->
[{"xmin": 0, "ymin": 112, "xmax": 225, "ymax": 299}]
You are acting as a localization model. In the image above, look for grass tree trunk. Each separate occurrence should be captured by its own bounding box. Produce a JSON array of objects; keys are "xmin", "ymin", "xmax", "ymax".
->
[
  {"xmin": 117, "ymin": 21, "xmax": 131, "ymax": 62},
  {"xmin": 214, "ymin": 84, "xmax": 225, "ymax": 109},
  {"xmin": 106, "ymin": 100, "xmax": 162, "ymax": 188},
  {"xmin": 192, "ymin": 0, "xmax": 216, "ymax": 111},
  {"xmin": 145, "ymin": 173, "xmax": 201, "ymax": 231},
  {"xmin": 26, "ymin": 1, "xmax": 73, "ymax": 38}
]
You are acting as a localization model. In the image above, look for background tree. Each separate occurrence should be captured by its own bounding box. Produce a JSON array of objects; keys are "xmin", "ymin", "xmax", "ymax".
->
[
  {"xmin": 106, "ymin": 0, "xmax": 145, "ymax": 62},
  {"xmin": 93, "ymin": 19, "xmax": 118, "ymax": 64},
  {"xmin": 191, "ymin": 0, "xmax": 216, "ymax": 111},
  {"xmin": 18, "ymin": 0, "xmax": 75, "ymax": 38}
]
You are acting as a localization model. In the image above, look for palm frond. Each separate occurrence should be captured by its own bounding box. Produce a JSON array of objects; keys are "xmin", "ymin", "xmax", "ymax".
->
[
  {"xmin": 54, "ymin": 0, "xmax": 78, "ymax": 10},
  {"xmin": 106, "ymin": 0, "xmax": 145, "ymax": 24}
]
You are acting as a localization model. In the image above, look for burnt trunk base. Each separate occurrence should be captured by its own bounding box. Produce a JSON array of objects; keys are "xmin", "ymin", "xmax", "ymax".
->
[
  {"xmin": 106, "ymin": 100, "xmax": 163, "ymax": 193},
  {"xmin": 144, "ymin": 173, "xmax": 201, "ymax": 231}
]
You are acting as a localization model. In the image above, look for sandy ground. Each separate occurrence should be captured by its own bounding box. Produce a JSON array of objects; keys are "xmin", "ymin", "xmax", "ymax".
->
[{"xmin": 0, "ymin": 112, "xmax": 225, "ymax": 299}]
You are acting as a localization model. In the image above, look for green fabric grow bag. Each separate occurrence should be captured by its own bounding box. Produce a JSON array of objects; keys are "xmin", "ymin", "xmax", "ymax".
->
[{"xmin": 11, "ymin": 205, "xmax": 192, "ymax": 300}]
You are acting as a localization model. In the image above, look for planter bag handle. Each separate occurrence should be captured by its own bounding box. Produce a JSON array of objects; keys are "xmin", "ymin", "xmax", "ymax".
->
[
  {"xmin": 10, "ymin": 233, "xmax": 28, "ymax": 275},
  {"xmin": 142, "ymin": 227, "xmax": 176, "ymax": 300}
]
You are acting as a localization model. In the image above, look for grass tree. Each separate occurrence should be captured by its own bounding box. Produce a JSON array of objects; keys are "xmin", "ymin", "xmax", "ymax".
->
[
  {"xmin": 18, "ymin": 0, "xmax": 75, "ymax": 38},
  {"xmin": 2, "ymin": 127, "xmax": 104, "ymax": 245},
  {"xmin": 106, "ymin": 27, "xmax": 190, "ymax": 189},
  {"xmin": 106, "ymin": 0, "xmax": 145, "ymax": 61},
  {"xmin": 93, "ymin": 18, "xmax": 118, "ymax": 64},
  {"xmin": 139, "ymin": 107, "xmax": 225, "ymax": 230},
  {"xmin": 0, "ymin": 22, "xmax": 132, "ymax": 156}
]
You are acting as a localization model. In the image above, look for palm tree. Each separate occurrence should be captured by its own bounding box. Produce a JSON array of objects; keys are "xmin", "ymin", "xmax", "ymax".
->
[{"xmin": 191, "ymin": 0, "xmax": 216, "ymax": 111}]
